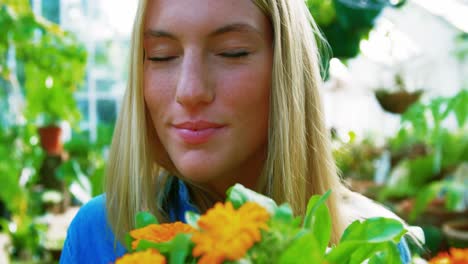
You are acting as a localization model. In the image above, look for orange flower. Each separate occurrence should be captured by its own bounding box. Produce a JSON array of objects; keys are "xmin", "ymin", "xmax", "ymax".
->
[
  {"xmin": 429, "ymin": 252, "xmax": 452, "ymax": 264},
  {"xmin": 429, "ymin": 248, "xmax": 468, "ymax": 264},
  {"xmin": 192, "ymin": 201, "xmax": 270, "ymax": 264},
  {"xmin": 450, "ymin": 248, "xmax": 468, "ymax": 264},
  {"xmin": 130, "ymin": 221, "xmax": 195, "ymax": 250},
  {"xmin": 115, "ymin": 249, "xmax": 166, "ymax": 264}
]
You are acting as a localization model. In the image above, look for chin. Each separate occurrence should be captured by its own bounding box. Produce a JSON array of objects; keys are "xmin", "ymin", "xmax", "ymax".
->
[{"xmin": 176, "ymin": 164, "xmax": 220, "ymax": 184}]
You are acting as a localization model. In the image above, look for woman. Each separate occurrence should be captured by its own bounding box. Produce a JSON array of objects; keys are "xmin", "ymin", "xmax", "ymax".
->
[{"xmin": 60, "ymin": 0, "xmax": 419, "ymax": 263}]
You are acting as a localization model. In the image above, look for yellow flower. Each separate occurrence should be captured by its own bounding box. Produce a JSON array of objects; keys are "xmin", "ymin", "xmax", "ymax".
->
[
  {"xmin": 192, "ymin": 201, "xmax": 270, "ymax": 264},
  {"xmin": 115, "ymin": 249, "xmax": 166, "ymax": 264},
  {"xmin": 130, "ymin": 221, "xmax": 195, "ymax": 250}
]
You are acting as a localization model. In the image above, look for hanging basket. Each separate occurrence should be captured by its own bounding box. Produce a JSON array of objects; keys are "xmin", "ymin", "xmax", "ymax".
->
[
  {"xmin": 38, "ymin": 125, "xmax": 63, "ymax": 155},
  {"xmin": 375, "ymin": 89, "xmax": 423, "ymax": 114},
  {"xmin": 443, "ymin": 218, "xmax": 468, "ymax": 248}
]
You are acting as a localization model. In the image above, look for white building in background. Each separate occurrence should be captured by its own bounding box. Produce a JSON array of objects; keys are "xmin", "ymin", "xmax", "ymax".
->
[
  {"xmin": 323, "ymin": 0, "xmax": 468, "ymax": 141},
  {"xmin": 32, "ymin": 0, "xmax": 137, "ymax": 141}
]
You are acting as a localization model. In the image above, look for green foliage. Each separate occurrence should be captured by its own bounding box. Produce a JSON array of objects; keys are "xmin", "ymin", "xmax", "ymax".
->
[
  {"xmin": 333, "ymin": 131, "xmax": 383, "ymax": 180},
  {"xmin": 168, "ymin": 234, "xmax": 192, "ymax": 264},
  {"xmin": 136, "ymin": 212, "xmax": 159, "ymax": 228},
  {"xmin": 56, "ymin": 124, "xmax": 114, "ymax": 199},
  {"xmin": 306, "ymin": 0, "xmax": 406, "ymax": 59},
  {"xmin": 277, "ymin": 232, "xmax": 323, "ymax": 264},
  {"xmin": 409, "ymin": 173, "xmax": 466, "ymax": 222},
  {"xmin": 226, "ymin": 183, "xmax": 277, "ymax": 213},
  {"xmin": 0, "ymin": 2, "xmax": 87, "ymax": 126},
  {"xmin": 126, "ymin": 184, "xmax": 409, "ymax": 263},
  {"xmin": 303, "ymin": 191, "xmax": 332, "ymax": 254},
  {"xmin": 0, "ymin": 124, "xmax": 43, "ymax": 215},
  {"xmin": 381, "ymin": 90, "xmax": 468, "ymax": 218},
  {"xmin": 325, "ymin": 217, "xmax": 405, "ymax": 264}
]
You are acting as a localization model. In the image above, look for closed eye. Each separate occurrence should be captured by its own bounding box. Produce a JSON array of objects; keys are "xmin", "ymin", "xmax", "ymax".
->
[
  {"xmin": 147, "ymin": 56, "xmax": 177, "ymax": 62},
  {"xmin": 219, "ymin": 51, "xmax": 250, "ymax": 58}
]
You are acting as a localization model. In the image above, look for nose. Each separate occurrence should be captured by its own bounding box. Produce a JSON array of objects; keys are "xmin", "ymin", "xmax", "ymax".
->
[{"xmin": 175, "ymin": 51, "xmax": 214, "ymax": 109}]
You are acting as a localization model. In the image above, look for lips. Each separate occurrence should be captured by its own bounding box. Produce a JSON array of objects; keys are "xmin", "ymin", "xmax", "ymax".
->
[
  {"xmin": 173, "ymin": 121, "xmax": 224, "ymax": 130},
  {"xmin": 172, "ymin": 121, "xmax": 225, "ymax": 145}
]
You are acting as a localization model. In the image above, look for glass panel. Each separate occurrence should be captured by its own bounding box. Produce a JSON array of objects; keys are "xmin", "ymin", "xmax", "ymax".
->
[
  {"xmin": 96, "ymin": 78, "xmax": 115, "ymax": 92},
  {"xmin": 42, "ymin": 0, "xmax": 60, "ymax": 24},
  {"xmin": 97, "ymin": 99, "xmax": 116, "ymax": 124}
]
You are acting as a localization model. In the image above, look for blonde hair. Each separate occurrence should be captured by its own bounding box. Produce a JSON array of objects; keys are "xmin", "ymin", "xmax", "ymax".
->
[{"xmin": 106, "ymin": 0, "xmax": 350, "ymax": 245}]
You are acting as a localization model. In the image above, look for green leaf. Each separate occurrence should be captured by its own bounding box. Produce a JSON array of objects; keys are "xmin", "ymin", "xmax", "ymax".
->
[
  {"xmin": 169, "ymin": 233, "xmax": 193, "ymax": 264},
  {"xmin": 135, "ymin": 239, "xmax": 172, "ymax": 253},
  {"xmin": 303, "ymin": 190, "xmax": 331, "ymax": 229},
  {"xmin": 452, "ymin": 90, "xmax": 468, "ymax": 127},
  {"xmin": 273, "ymin": 203, "xmax": 294, "ymax": 223},
  {"xmin": 303, "ymin": 191, "xmax": 332, "ymax": 254},
  {"xmin": 366, "ymin": 242, "xmax": 402, "ymax": 264},
  {"xmin": 277, "ymin": 231, "xmax": 324, "ymax": 264},
  {"xmin": 226, "ymin": 184, "xmax": 248, "ymax": 209},
  {"xmin": 226, "ymin": 183, "xmax": 277, "ymax": 213},
  {"xmin": 384, "ymin": 241, "xmax": 403, "ymax": 264},
  {"xmin": 136, "ymin": 211, "xmax": 158, "ymax": 228},
  {"xmin": 340, "ymin": 218, "xmax": 406, "ymax": 244},
  {"xmin": 349, "ymin": 243, "xmax": 381, "ymax": 264},
  {"xmin": 325, "ymin": 241, "xmax": 362, "ymax": 263},
  {"xmin": 410, "ymin": 182, "xmax": 442, "ymax": 221},
  {"xmin": 444, "ymin": 181, "xmax": 465, "ymax": 211},
  {"xmin": 125, "ymin": 233, "xmax": 134, "ymax": 252},
  {"xmin": 368, "ymin": 252, "xmax": 387, "ymax": 264},
  {"xmin": 327, "ymin": 240, "xmax": 402, "ymax": 264},
  {"xmin": 185, "ymin": 211, "xmax": 200, "ymax": 228}
]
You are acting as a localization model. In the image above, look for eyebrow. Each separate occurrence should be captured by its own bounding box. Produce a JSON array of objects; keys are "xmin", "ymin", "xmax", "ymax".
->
[{"xmin": 143, "ymin": 23, "xmax": 262, "ymax": 40}]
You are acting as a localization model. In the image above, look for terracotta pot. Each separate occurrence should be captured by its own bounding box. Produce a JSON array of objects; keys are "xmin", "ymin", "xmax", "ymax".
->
[
  {"xmin": 38, "ymin": 125, "xmax": 63, "ymax": 155},
  {"xmin": 442, "ymin": 218, "xmax": 468, "ymax": 248},
  {"xmin": 375, "ymin": 90, "xmax": 423, "ymax": 114},
  {"xmin": 396, "ymin": 198, "xmax": 467, "ymax": 227}
]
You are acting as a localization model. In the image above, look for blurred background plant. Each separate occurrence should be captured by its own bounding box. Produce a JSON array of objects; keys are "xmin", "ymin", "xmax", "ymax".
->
[
  {"xmin": 1, "ymin": 0, "xmax": 467, "ymax": 263},
  {"xmin": 0, "ymin": 0, "xmax": 86, "ymax": 127},
  {"xmin": 378, "ymin": 90, "xmax": 468, "ymax": 253},
  {"xmin": 0, "ymin": 1, "xmax": 111, "ymax": 263},
  {"xmin": 306, "ymin": 0, "xmax": 407, "ymax": 77}
]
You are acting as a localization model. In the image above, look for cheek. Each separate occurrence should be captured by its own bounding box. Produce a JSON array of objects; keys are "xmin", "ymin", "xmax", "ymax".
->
[
  {"xmin": 144, "ymin": 68, "xmax": 173, "ymax": 117},
  {"xmin": 218, "ymin": 64, "xmax": 271, "ymax": 118}
]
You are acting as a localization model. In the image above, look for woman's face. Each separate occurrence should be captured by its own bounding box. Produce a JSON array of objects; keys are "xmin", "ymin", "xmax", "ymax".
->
[{"xmin": 143, "ymin": 0, "xmax": 273, "ymax": 195}]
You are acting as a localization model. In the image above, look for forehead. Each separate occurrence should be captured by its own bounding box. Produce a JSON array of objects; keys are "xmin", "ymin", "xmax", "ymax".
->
[{"xmin": 144, "ymin": 0, "xmax": 268, "ymax": 33}]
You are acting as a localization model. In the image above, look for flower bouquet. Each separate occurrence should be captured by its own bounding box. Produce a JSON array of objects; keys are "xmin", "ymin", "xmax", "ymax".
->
[
  {"xmin": 116, "ymin": 184, "xmax": 408, "ymax": 264},
  {"xmin": 428, "ymin": 248, "xmax": 468, "ymax": 264}
]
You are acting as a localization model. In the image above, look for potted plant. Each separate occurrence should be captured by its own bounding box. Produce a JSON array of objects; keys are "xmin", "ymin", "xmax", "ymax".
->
[
  {"xmin": 442, "ymin": 219, "xmax": 468, "ymax": 248},
  {"xmin": 378, "ymin": 90, "xmax": 468, "ymax": 253},
  {"xmin": 1, "ymin": 3, "xmax": 87, "ymax": 155},
  {"xmin": 375, "ymin": 72, "xmax": 423, "ymax": 114},
  {"xmin": 332, "ymin": 131, "xmax": 385, "ymax": 198},
  {"xmin": 381, "ymin": 89, "xmax": 467, "ymax": 210}
]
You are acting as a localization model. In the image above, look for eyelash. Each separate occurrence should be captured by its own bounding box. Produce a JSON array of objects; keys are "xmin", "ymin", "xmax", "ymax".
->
[
  {"xmin": 147, "ymin": 51, "xmax": 250, "ymax": 62},
  {"xmin": 219, "ymin": 51, "xmax": 250, "ymax": 58},
  {"xmin": 147, "ymin": 56, "xmax": 177, "ymax": 62}
]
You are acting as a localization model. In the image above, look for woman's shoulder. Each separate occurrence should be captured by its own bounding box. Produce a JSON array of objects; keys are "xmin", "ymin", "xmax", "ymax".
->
[
  {"xmin": 338, "ymin": 189, "xmax": 425, "ymax": 242},
  {"xmin": 67, "ymin": 194, "xmax": 117, "ymax": 241},
  {"xmin": 338, "ymin": 189, "xmax": 399, "ymax": 220},
  {"xmin": 60, "ymin": 194, "xmax": 126, "ymax": 263},
  {"xmin": 72, "ymin": 194, "xmax": 107, "ymax": 222}
]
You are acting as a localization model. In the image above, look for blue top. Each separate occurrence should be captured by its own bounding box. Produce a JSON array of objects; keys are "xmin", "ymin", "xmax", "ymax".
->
[{"xmin": 59, "ymin": 179, "xmax": 411, "ymax": 263}]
